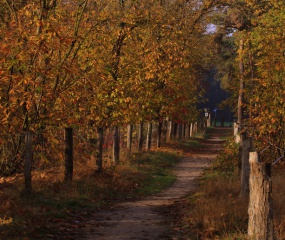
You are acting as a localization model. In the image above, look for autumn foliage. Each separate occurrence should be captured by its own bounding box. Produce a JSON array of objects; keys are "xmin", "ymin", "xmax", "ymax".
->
[
  {"xmin": 0, "ymin": 0, "xmax": 217, "ymax": 175},
  {"xmin": 213, "ymin": 0, "xmax": 285, "ymax": 154}
]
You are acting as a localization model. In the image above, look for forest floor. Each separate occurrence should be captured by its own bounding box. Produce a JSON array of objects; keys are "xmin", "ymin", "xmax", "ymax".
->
[{"xmin": 83, "ymin": 127, "xmax": 231, "ymax": 240}]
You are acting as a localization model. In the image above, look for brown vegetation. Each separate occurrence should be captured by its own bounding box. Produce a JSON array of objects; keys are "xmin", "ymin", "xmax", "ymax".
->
[{"xmin": 170, "ymin": 138, "xmax": 285, "ymax": 240}]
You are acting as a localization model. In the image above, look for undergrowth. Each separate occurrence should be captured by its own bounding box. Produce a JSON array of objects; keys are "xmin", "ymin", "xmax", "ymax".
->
[{"xmin": 212, "ymin": 138, "xmax": 239, "ymax": 175}]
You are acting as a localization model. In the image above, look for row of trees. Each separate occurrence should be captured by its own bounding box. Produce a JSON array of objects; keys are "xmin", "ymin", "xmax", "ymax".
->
[
  {"xmin": 0, "ymin": 0, "xmax": 219, "ymax": 174},
  {"xmin": 213, "ymin": 2, "xmax": 285, "ymax": 237},
  {"xmin": 213, "ymin": 0, "xmax": 285, "ymax": 150}
]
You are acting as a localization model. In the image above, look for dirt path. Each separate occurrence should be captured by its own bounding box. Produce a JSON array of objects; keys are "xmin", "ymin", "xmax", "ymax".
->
[{"xmin": 85, "ymin": 128, "xmax": 230, "ymax": 240}]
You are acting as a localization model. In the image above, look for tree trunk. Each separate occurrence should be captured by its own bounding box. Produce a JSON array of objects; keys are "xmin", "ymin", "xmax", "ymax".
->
[
  {"xmin": 186, "ymin": 122, "xmax": 190, "ymax": 138},
  {"xmin": 248, "ymin": 152, "xmax": 273, "ymax": 240},
  {"xmin": 157, "ymin": 122, "xmax": 162, "ymax": 148},
  {"xmin": 113, "ymin": 126, "xmax": 120, "ymax": 164},
  {"xmin": 168, "ymin": 120, "xmax": 173, "ymax": 140},
  {"xmin": 207, "ymin": 113, "xmax": 211, "ymax": 127},
  {"xmin": 234, "ymin": 122, "xmax": 240, "ymax": 143},
  {"xmin": 138, "ymin": 122, "xmax": 143, "ymax": 151},
  {"xmin": 127, "ymin": 124, "xmax": 133, "ymax": 153},
  {"xmin": 237, "ymin": 38, "xmax": 244, "ymax": 144},
  {"xmin": 178, "ymin": 124, "xmax": 183, "ymax": 139},
  {"xmin": 146, "ymin": 122, "xmax": 152, "ymax": 151},
  {"xmin": 64, "ymin": 128, "xmax": 73, "ymax": 182},
  {"xmin": 182, "ymin": 124, "xmax": 186, "ymax": 139},
  {"xmin": 239, "ymin": 133, "xmax": 252, "ymax": 199},
  {"xmin": 162, "ymin": 119, "xmax": 167, "ymax": 142},
  {"xmin": 24, "ymin": 131, "xmax": 33, "ymax": 194},
  {"xmin": 190, "ymin": 123, "xmax": 193, "ymax": 138},
  {"xmin": 96, "ymin": 127, "xmax": 104, "ymax": 172}
]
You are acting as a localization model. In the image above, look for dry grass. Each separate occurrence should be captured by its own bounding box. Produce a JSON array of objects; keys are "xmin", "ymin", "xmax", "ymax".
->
[
  {"xmin": 0, "ymin": 144, "xmax": 183, "ymax": 239},
  {"xmin": 171, "ymin": 173, "xmax": 248, "ymax": 240},
  {"xmin": 171, "ymin": 139, "xmax": 285, "ymax": 240}
]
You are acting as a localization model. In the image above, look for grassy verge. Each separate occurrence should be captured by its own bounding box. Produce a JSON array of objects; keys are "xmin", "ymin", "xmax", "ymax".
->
[
  {"xmin": 0, "ymin": 142, "xmax": 193, "ymax": 239},
  {"xmin": 171, "ymin": 138, "xmax": 285, "ymax": 240}
]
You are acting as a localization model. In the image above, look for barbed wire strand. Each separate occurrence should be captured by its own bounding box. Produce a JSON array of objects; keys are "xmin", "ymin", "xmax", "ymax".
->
[{"xmin": 258, "ymin": 142, "xmax": 285, "ymax": 166}]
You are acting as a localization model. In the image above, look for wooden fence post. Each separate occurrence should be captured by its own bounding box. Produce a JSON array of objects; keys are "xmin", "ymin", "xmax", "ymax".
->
[
  {"xmin": 24, "ymin": 131, "xmax": 33, "ymax": 194},
  {"xmin": 248, "ymin": 152, "xmax": 274, "ymax": 240},
  {"xmin": 64, "ymin": 128, "xmax": 73, "ymax": 182}
]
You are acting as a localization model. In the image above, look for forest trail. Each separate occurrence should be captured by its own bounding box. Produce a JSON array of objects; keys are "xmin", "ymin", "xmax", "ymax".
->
[{"xmin": 85, "ymin": 127, "xmax": 231, "ymax": 240}]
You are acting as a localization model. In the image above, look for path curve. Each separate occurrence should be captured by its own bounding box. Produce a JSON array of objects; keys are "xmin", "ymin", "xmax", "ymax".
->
[{"xmin": 85, "ymin": 128, "xmax": 230, "ymax": 240}]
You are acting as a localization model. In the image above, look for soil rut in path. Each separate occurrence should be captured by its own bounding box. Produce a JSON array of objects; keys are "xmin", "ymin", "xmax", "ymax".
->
[{"xmin": 85, "ymin": 128, "xmax": 230, "ymax": 240}]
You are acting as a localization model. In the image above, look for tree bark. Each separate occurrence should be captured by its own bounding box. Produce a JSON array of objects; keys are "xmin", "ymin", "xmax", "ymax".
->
[
  {"xmin": 239, "ymin": 133, "xmax": 252, "ymax": 199},
  {"xmin": 207, "ymin": 113, "xmax": 211, "ymax": 127},
  {"xmin": 182, "ymin": 124, "xmax": 186, "ymax": 139},
  {"xmin": 24, "ymin": 131, "xmax": 33, "ymax": 194},
  {"xmin": 190, "ymin": 123, "xmax": 193, "ymax": 138},
  {"xmin": 186, "ymin": 122, "xmax": 190, "ymax": 138},
  {"xmin": 64, "ymin": 128, "xmax": 73, "ymax": 182},
  {"xmin": 138, "ymin": 122, "xmax": 143, "ymax": 151},
  {"xmin": 146, "ymin": 122, "xmax": 152, "ymax": 151},
  {"xmin": 113, "ymin": 126, "xmax": 120, "ymax": 164},
  {"xmin": 157, "ymin": 122, "xmax": 162, "ymax": 148},
  {"xmin": 178, "ymin": 124, "xmax": 183, "ymax": 139},
  {"xmin": 96, "ymin": 127, "xmax": 104, "ymax": 172},
  {"xmin": 127, "ymin": 124, "xmax": 133, "ymax": 153},
  {"xmin": 237, "ymin": 38, "xmax": 244, "ymax": 144},
  {"xmin": 173, "ymin": 122, "xmax": 178, "ymax": 139},
  {"xmin": 248, "ymin": 152, "xmax": 274, "ymax": 240},
  {"xmin": 234, "ymin": 122, "xmax": 240, "ymax": 143},
  {"xmin": 168, "ymin": 120, "xmax": 173, "ymax": 140}
]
